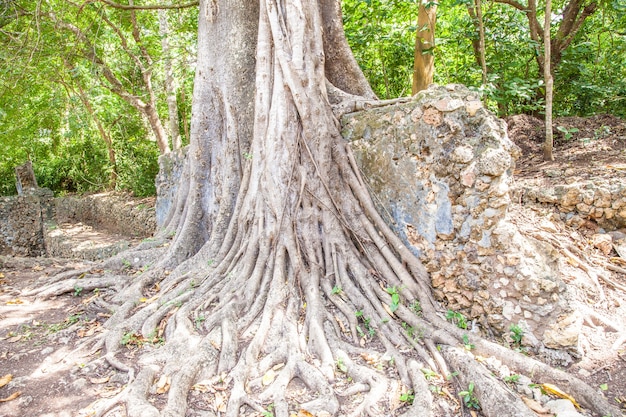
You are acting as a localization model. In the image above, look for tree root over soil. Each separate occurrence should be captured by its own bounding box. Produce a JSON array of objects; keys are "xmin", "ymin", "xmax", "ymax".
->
[{"xmin": 32, "ymin": 1, "xmax": 619, "ymax": 416}]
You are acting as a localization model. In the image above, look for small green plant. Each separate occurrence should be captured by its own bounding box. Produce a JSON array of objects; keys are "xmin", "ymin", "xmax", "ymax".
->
[
  {"xmin": 121, "ymin": 332, "xmax": 144, "ymax": 347},
  {"xmin": 402, "ymin": 322, "xmax": 422, "ymax": 341},
  {"xmin": 600, "ymin": 383, "xmax": 608, "ymax": 391},
  {"xmin": 386, "ymin": 286, "xmax": 401, "ymax": 312},
  {"xmin": 459, "ymin": 382, "xmax": 480, "ymax": 410},
  {"xmin": 331, "ymin": 285, "xmax": 342, "ymax": 295},
  {"xmin": 504, "ymin": 374, "xmax": 520, "ymax": 384},
  {"xmin": 243, "ymin": 152, "xmax": 253, "ymax": 160},
  {"xmin": 355, "ymin": 310, "xmax": 375, "ymax": 337},
  {"xmin": 261, "ymin": 403, "xmax": 274, "ymax": 417},
  {"xmin": 556, "ymin": 126, "xmax": 579, "ymax": 140},
  {"xmin": 594, "ymin": 125, "xmax": 610, "ymax": 140},
  {"xmin": 510, "ymin": 324, "xmax": 524, "ymax": 346},
  {"xmin": 73, "ymin": 286, "xmax": 83, "ymax": 297},
  {"xmin": 399, "ymin": 389, "xmax": 415, "ymax": 404},
  {"xmin": 207, "ymin": 259, "xmax": 215, "ymax": 267},
  {"xmin": 194, "ymin": 315, "xmax": 206, "ymax": 329},
  {"xmin": 446, "ymin": 310, "xmax": 468, "ymax": 329},
  {"xmin": 421, "ymin": 368, "xmax": 439, "ymax": 380},
  {"xmin": 121, "ymin": 259, "xmax": 132, "ymax": 269},
  {"xmin": 462, "ymin": 334, "xmax": 475, "ymax": 350},
  {"xmin": 410, "ymin": 300, "xmax": 422, "ymax": 315},
  {"xmin": 336, "ymin": 358, "xmax": 348, "ymax": 373}
]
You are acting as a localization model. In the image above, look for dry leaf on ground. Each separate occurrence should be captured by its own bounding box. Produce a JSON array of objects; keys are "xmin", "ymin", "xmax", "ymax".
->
[
  {"xmin": 0, "ymin": 391, "xmax": 21, "ymax": 402},
  {"xmin": 0, "ymin": 374, "xmax": 12, "ymax": 388}
]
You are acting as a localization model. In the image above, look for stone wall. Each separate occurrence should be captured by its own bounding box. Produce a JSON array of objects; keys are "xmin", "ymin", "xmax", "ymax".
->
[
  {"xmin": 54, "ymin": 193, "xmax": 155, "ymax": 238},
  {"xmin": 0, "ymin": 190, "xmax": 154, "ymax": 259},
  {"xmin": 343, "ymin": 85, "xmax": 572, "ymax": 350},
  {"xmin": 0, "ymin": 189, "xmax": 53, "ymax": 256},
  {"xmin": 520, "ymin": 179, "xmax": 626, "ymax": 229}
]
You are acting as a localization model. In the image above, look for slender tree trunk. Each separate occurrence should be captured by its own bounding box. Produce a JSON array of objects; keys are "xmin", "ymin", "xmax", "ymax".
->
[
  {"xmin": 412, "ymin": 0, "xmax": 437, "ymax": 94},
  {"xmin": 159, "ymin": 9, "xmax": 182, "ymax": 150},
  {"xmin": 76, "ymin": 85, "xmax": 118, "ymax": 188},
  {"xmin": 476, "ymin": 0, "xmax": 487, "ymax": 84},
  {"xmin": 543, "ymin": 0, "xmax": 554, "ymax": 161}
]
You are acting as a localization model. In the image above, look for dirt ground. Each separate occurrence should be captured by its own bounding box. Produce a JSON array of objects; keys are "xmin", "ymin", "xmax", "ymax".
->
[{"xmin": 2, "ymin": 114, "xmax": 626, "ymax": 417}]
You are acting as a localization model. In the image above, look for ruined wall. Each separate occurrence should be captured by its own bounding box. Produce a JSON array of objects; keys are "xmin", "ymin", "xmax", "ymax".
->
[
  {"xmin": 342, "ymin": 85, "xmax": 574, "ymax": 350},
  {"xmin": 0, "ymin": 189, "xmax": 53, "ymax": 256},
  {"xmin": 155, "ymin": 147, "xmax": 188, "ymax": 228},
  {"xmin": 54, "ymin": 193, "xmax": 155, "ymax": 238},
  {"xmin": 520, "ymin": 179, "xmax": 626, "ymax": 229}
]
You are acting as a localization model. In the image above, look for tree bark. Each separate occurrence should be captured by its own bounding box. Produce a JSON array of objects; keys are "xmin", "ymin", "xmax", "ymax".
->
[
  {"xmin": 412, "ymin": 0, "xmax": 437, "ymax": 94},
  {"xmin": 543, "ymin": 0, "xmax": 554, "ymax": 161},
  {"xmin": 159, "ymin": 9, "xmax": 182, "ymax": 150}
]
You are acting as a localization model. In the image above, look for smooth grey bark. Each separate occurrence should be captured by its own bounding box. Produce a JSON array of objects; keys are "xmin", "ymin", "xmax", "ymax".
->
[{"xmin": 159, "ymin": 10, "xmax": 182, "ymax": 150}]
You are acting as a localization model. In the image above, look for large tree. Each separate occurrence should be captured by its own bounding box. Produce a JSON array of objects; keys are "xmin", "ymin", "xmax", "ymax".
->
[{"xmin": 38, "ymin": 1, "xmax": 618, "ymax": 416}]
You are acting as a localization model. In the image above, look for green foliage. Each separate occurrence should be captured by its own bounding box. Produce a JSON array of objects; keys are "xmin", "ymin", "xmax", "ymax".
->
[
  {"xmin": 509, "ymin": 324, "xmax": 524, "ymax": 346},
  {"xmin": 504, "ymin": 374, "xmax": 520, "ymax": 384},
  {"xmin": 355, "ymin": 310, "xmax": 376, "ymax": 337},
  {"xmin": 462, "ymin": 333, "xmax": 475, "ymax": 350},
  {"xmin": 386, "ymin": 286, "xmax": 401, "ymax": 312},
  {"xmin": 459, "ymin": 382, "xmax": 480, "ymax": 410},
  {"xmin": 446, "ymin": 309, "xmax": 468, "ymax": 329},
  {"xmin": 73, "ymin": 286, "xmax": 84, "ymax": 297},
  {"xmin": 556, "ymin": 126, "xmax": 579, "ymax": 141},
  {"xmin": 399, "ymin": 389, "xmax": 415, "ymax": 404},
  {"xmin": 343, "ymin": 0, "xmax": 417, "ymax": 99}
]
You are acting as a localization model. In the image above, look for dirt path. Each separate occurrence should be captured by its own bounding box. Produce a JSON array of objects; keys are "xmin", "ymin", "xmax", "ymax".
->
[{"xmin": 0, "ymin": 257, "xmax": 132, "ymax": 417}]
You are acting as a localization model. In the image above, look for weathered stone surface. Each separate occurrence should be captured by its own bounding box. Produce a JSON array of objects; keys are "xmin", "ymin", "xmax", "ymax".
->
[
  {"xmin": 521, "ymin": 179, "xmax": 626, "ymax": 229},
  {"xmin": 54, "ymin": 193, "xmax": 155, "ymax": 238},
  {"xmin": 155, "ymin": 147, "xmax": 188, "ymax": 228},
  {"xmin": 342, "ymin": 84, "xmax": 572, "ymax": 349},
  {"xmin": 0, "ymin": 188, "xmax": 53, "ymax": 256},
  {"xmin": 0, "ymin": 190, "xmax": 154, "ymax": 260}
]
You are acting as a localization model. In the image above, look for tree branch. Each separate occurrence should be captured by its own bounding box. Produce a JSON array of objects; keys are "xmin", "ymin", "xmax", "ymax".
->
[{"xmin": 91, "ymin": 0, "xmax": 199, "ymax": 10}]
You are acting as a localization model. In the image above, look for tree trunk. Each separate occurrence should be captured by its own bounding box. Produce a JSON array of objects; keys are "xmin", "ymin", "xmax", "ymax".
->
[
  {"xmin": 543, "ymin": 0, "xmax": 555, "ymax": 161},
  {"xmin": 412, "ymin": 0, "xmax": 437, "ymax": 94},
  {"xmin": 35, "ymin": 1, "xmax": 620, "ymax": 416},
  {"xmin": 159, "ymin": 9, "xmax": 182, "ymax": 150}
]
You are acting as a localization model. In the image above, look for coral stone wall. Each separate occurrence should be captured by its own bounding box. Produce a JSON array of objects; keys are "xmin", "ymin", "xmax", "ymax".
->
[{"xmin": 343, "ymin": 85, "xmax": 574, "ymax": 350}]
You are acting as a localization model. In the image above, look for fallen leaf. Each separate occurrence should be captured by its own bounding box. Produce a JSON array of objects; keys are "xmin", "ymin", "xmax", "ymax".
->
[
  {"xmin": 6, "ymin": 299, "xmax": 24, "ymax": 305},
  {"xmin": 8, "ymin": 335, "xmax": 22, "ymax": 343},
  {"xmin": 0, "ymin": 392, "xmax": 21, "ymax": 402},
  {"xmin": 0, "ymin": 273, "xmax": 4, "ymax": 278},
  {"xmin": 98, "ymin": 387, "xmax": 123, "ymax": 398},
  {"xmin": 296, "ymin": 411, "xmax": 314, "ymax": 417},
  {"xmin": 541, "ymin": 383, "xmax": 580, "ymax": 409},
  {"xmin": 0, "ymin": 374, "xmax": 12, "ymax": 388},
  {"xmin": 470, "ymin": 411, "xmax": 478, "ymax": 417},
  {"xmin": 215, "ymin": 391, "xmax": 227, "ymax": 412},
  {"xmin": 262, "ymin": 369, "xmax": 276, "ymax": 386},
  {"xmin": 382, "ymin": 302, "xmax": 395, "ymax": 317},
  {"xmin": 360, "ymin": 352, "xmax": 378, "ymax": 365},
  {"xmin": 32, "ymin": 265, "xmax": 44, "ymax": 271},
  {"xmin": 521, "ymin": 396, "xmax": 550, "ymax": 413},
  {"xmin": 191, "ymin": 381, "xmax": 213, "ymax": 393},
  {"xmin": 156, "ymin": 374, "xmax": 170, "ymax": 394},
  {"xmin": 89, "ymin": 376, "xmax": 110, "ymax": 384}
]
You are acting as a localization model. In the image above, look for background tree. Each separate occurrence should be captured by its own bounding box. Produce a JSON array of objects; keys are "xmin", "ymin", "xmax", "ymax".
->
[
  {"xmin": 412, "ymin": 0, "xmax": 437, "ymax": 93},
  {"xmin": 0, "ymin": 0, "xmax": 197, "ymax": 195},
  {"xmin": 543, "ymin": 0, "xmax": 554, "ymax": 160}
]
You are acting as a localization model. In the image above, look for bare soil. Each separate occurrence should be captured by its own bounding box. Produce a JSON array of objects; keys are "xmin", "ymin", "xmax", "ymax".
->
[{"xmin": 2, "ymin": 114, "xmax": 626, "ymax": 417}]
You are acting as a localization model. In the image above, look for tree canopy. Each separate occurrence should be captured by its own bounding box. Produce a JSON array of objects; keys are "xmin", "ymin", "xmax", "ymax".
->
[{"xmin": 0, "ymin": 0, "xmax": 625, "ymax": 196}]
